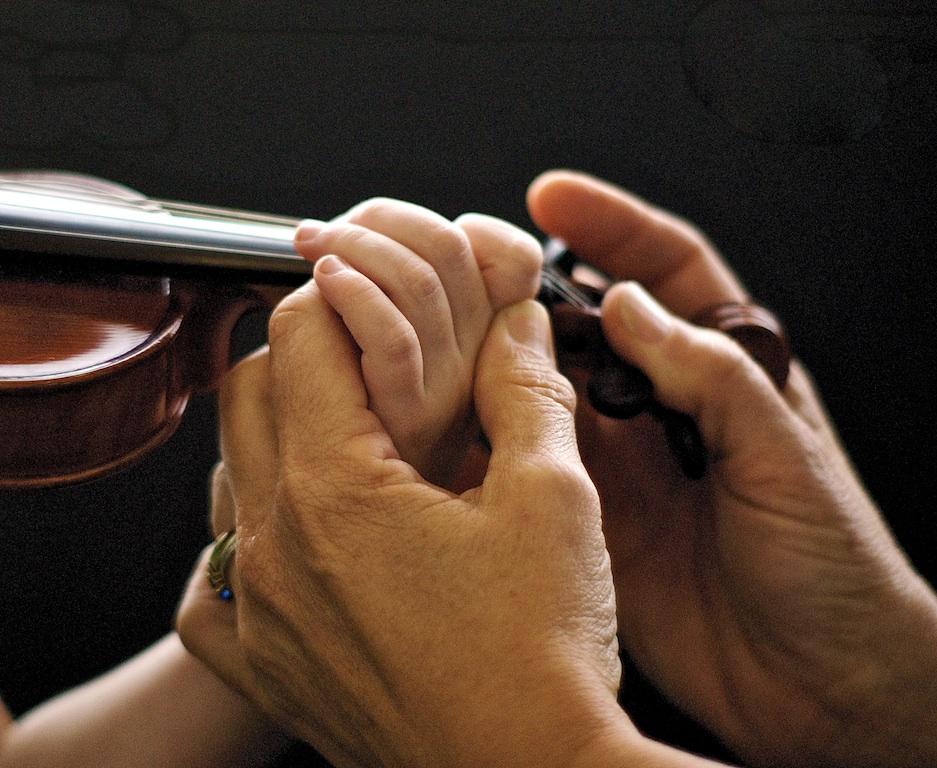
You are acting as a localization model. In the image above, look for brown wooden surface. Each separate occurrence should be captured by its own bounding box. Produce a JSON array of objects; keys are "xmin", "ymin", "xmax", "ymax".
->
[{"xmin": 0, "ymin": 271, "xmax": 264, "ymax": 487}]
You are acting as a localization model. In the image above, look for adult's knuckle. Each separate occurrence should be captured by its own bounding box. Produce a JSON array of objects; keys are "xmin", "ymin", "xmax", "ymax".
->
[
  {"xmin": 714, "ymin": 340, "xmax": 760, "ymax": 387},
  {"xmin": 510, "ymin": 362, "xmax": 578, "ymax": 416},
  {"xmin": 553, "ymin": 460, "xmax": 595, "ymax": 497},
  {"xmin": 545, "ymin": 369, "xmax": 578, "ymax": 413},
  {"xmin": 234, "ymin": 533, "xmax": 275, "ymax": 600},
  {"xmin": 693, "ymin": 329, "xmax": 764, "ymax": 393},
  {"xmin": 514, "ymin": 456, "xmax": 596, "ymax": 508}
]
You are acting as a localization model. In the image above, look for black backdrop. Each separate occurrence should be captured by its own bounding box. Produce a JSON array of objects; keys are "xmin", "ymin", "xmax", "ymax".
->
[{"xmin": 1, "ymin": 2, "xmax": 935, "ymax": 765}]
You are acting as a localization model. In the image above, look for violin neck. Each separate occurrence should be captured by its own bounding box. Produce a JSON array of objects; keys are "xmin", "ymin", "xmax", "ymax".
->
[
  {"xmin": 0, "ymin": 175, "xmax": 309, "ymax": 286},
  {"xmin": 0, "ymin": 171, "xmax": 589, "ymax": 302}
]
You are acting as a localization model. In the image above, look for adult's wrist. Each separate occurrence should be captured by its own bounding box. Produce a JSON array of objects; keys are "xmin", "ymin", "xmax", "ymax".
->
[
  {"xmin": 796, "ymin": 568, "xmax": 937, "ymax": 768},
  {"xmin": 560, "ymin": 707, "xmax": 642, "ymax": 768},
  {"xmin": 568, "ymin": 719, "xmax": 730, "ymax": 768},
  {"xmin": 855, "ymin": 573, "xmax": 937, "ymax": 767},
  {"xmin": 439, "ymin": 678, "xmax": 634, "ymax": 768}
]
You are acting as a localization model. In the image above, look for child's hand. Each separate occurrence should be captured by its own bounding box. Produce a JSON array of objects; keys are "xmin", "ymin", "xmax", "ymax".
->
[{"xmin": 293, "ymin": 199, "xmax": 542, "ymax": 486}]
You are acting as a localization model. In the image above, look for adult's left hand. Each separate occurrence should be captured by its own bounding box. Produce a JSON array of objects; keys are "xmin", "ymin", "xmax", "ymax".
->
[{"xmin": 177, "ymin": 288, "xmax": 634, "ymax": 768}]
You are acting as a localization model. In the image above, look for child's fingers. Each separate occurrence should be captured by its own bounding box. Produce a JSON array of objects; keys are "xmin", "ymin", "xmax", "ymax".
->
[
  {"xmin": 453, "ymin": 213, "xmax": 543, "ymax": 309},
  {"xmin": 339, "ymin": 198, "xmax": 491, "ymax": 356},
  {"xmin": 297, "ymin": 222, "xmax": 460, "ymax": 369},
  {"xmin": 314, "ymin": 255, "xmax": 425, "ymax": 405}
]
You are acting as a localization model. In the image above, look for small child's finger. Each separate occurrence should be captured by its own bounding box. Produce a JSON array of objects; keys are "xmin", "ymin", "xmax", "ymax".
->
[
  {"xmin": 294, "ymin": 218, "xmax": 327, "ymax": 245},
  {"xmin": 341, "ymin": 198, "xmax": 490, "ymax": 356},
  {"xmin": 453, "ymin": 213, "xmax": 543, "ymax": 309},
  {"xmin": 299, "ymin": 222, "xmax": 458, "ymax": 367},
  {"xmin": 314, "ymin": 255, "xmax": 425, "ymax": 405}
]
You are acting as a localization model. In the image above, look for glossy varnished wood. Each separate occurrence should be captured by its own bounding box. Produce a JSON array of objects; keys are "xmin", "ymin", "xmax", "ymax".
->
[{"xmin": 0, "ymin": 171, "xmax": 304, "ymax": 488}]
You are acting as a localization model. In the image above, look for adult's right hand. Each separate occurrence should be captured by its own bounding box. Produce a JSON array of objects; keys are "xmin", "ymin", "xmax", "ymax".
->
[
  {"xmin": 528, "ymin": 170, "xmax": 937, "ymax": 768},
  {"xmin": 179, "ymin": 290, "xmax": 646, "ymax": 768}
]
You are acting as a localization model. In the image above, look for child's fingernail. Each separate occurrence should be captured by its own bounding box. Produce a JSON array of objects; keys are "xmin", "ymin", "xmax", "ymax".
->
[
  {"xmin": 316, "ymin": 255, "xmax": 347, "ymax": 275},
  {"xmin": 617, "ymin": 282, "xmax": 673, "ymax": 344},
  {"xmin": 295, "ymin": 218, "xmax": 325, "ymax": 242},
  {"xmin": 505, "ymin": 301, "xmax": 553, "ymax": 357}
]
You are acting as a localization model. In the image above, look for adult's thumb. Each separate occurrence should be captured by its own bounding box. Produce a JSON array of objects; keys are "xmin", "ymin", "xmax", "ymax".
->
[
  {"xmin": 600, "ymin": 282, "xmax": 801, "ymax": 468},
  {"xmin": 474, "ymin": 301, "xmax": 587, "ymax": 486}
]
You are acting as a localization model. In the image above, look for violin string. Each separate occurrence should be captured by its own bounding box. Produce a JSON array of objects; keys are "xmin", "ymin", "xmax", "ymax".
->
[
  {"xmin": 539, "ymin": 267, "xmax": 596, "ymax": 310},
  {"xmin": 541, "ymin": 269, "xmax": 587, "ymax": 307}
]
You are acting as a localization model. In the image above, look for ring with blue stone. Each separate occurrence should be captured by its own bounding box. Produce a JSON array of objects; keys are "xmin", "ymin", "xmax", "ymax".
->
[{"xmin": 207, "ymin": 529, "xmax": 237, "ymax": 602}]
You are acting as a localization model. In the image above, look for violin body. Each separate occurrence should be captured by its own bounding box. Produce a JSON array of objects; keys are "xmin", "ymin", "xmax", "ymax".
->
[
  {"xmin": 0, "ymin": 273, "xmax": 265, "ymax": 487},
  {"xmin": 0, "ymin": 171, "xmax": 301, "ymax": 488}
]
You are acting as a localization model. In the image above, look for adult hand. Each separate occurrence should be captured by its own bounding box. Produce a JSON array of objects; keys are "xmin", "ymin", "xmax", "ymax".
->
[
  {"xmin": 178, "ymin": 291, "xmax": 641, "ymax": 768},
  {"xmin": 527, "ymin": 170, "xmax": 937, "ymax": 767}
]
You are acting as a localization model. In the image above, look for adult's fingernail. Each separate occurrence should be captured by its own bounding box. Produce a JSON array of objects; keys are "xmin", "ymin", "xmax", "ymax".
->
[
  {"xmin": 504, "ymin": 301, "xmax": 553, "ymax": 357},
  {"xmin": 295, "ymin": 218, "xmax": 325, "ymax": 242},
  {"xmin": 617, "ymin": 282, "xmax": 673, "ymax": 344}
]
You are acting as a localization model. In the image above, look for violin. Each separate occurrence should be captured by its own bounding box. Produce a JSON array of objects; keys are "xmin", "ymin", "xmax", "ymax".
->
[{"xmin": 0, "ymin": 171, "xmax": 788, "ymax": 489}]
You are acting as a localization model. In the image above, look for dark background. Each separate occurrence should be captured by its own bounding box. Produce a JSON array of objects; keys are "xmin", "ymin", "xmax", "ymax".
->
[{"xmin": 1, "ymin": 1, "xmax": 935, "ymax": 765}]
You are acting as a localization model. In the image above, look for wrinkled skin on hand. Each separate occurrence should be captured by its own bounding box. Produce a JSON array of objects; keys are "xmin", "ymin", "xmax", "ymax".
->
[
  {"xmin": 528, "ymin": 170, "xmax": 937, "ymax": 768},
  {"xmin": 179, "ymin": 296, "xmax": 632, "ymax": 768}
]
